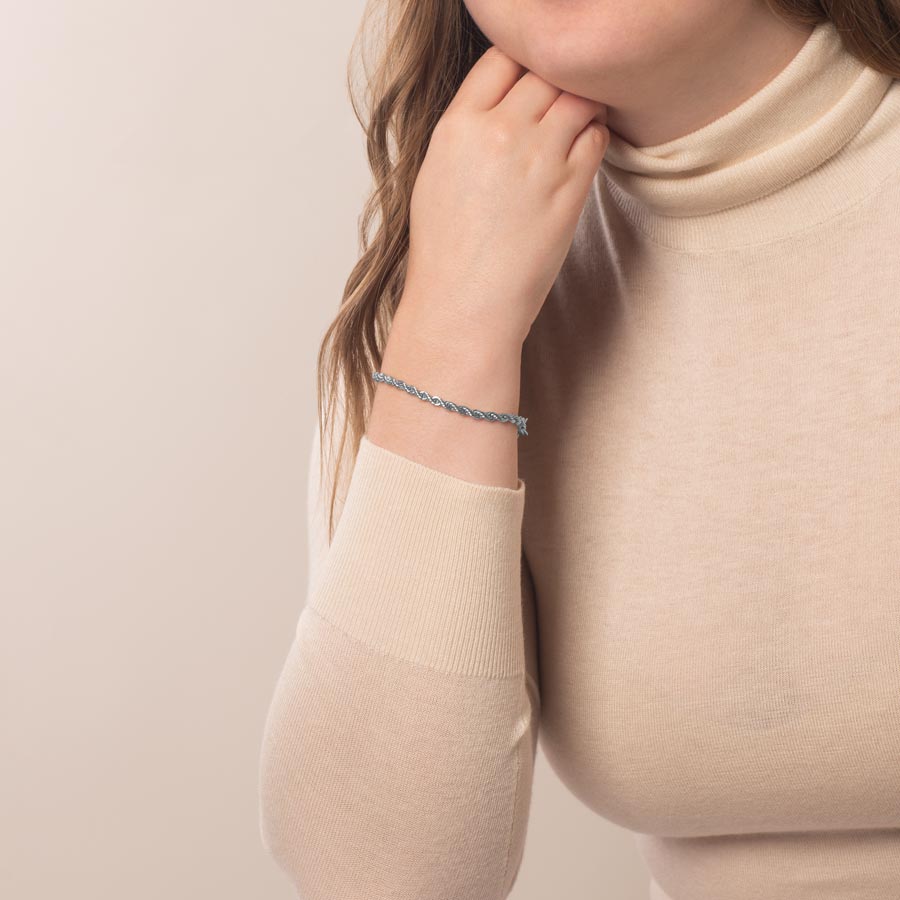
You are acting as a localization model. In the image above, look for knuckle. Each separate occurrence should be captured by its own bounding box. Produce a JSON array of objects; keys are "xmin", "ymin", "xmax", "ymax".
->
[
  {"xmin": 485, "ymin": 118, "xmax": 515, "ymax": 151},
  {"xmin": 521, "ymin": 140, "xmax": 549, "ymax": 172}
]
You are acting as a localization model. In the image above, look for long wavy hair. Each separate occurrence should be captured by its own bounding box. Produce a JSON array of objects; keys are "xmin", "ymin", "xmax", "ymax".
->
[{"xmin": 314, "ymin": 0, "xmax": 900, "ymax": 542}]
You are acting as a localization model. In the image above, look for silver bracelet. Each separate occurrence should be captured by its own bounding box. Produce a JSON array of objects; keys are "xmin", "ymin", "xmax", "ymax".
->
[{"xmin": 372, "ymin": 370, "xmax": 528, "ymax": 437}]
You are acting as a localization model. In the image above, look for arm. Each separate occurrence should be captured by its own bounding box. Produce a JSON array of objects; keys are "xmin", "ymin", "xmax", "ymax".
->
[{"xmin": 258, "ymin": 413, "xmax": 541, "ymax": 899}]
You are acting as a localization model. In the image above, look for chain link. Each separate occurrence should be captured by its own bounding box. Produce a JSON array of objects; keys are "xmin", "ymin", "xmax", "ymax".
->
[{"xmin": 372, "ymin": 370, "xmax": 528, "ymax": 437}]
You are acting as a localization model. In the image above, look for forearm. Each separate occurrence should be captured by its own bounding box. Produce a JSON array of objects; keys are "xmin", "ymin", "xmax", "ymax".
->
[{"xmin": 366, "ymin": 293, "xmax": 525, "ymax": 491}]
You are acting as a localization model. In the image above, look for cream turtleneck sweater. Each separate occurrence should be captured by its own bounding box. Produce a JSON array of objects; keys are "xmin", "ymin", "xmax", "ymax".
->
[{"xmin": 259, "ymin": 19, "xmax": 900, "ymax": 900}]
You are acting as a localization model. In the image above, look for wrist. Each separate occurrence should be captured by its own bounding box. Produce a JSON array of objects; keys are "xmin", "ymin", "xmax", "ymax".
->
[
  {"xmin": 392, "ymin": 293, "xmax": 525, "ymax": 369},
  {"xmin": 378, "ymin": 298, "xmax": 524, "ymax": 428}
]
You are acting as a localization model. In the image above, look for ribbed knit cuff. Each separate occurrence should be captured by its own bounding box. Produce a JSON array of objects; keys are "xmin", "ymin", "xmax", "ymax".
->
[{"xmin": 307, "ymin": 434, "xmax": 527, "ymax": 679}]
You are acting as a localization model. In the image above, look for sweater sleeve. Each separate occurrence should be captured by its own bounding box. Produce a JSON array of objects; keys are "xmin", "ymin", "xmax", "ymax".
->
[{"xmin": 258, "ymin": 423, "xmax": 541, "ymax": 900}]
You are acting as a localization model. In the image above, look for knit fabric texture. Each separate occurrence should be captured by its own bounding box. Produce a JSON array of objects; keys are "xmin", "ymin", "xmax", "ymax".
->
[{"xmin": 259, "ymin": 19, "xmax": 900, "ymax": 899}]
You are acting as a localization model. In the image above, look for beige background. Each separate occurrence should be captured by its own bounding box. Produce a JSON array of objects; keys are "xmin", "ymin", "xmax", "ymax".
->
[{"xmin": 1, "ymin": 2, "xmax": 649, "ymax": 897}]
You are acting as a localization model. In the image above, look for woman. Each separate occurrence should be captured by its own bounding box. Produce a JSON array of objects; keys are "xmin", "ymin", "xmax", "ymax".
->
[{"xmin": 258, "ymin": 0, "xmax": 900, "ymax": 897}]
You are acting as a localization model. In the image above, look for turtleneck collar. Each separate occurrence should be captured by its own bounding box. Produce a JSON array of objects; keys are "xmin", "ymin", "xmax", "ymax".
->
[{"xmin": 597, "ymin": 19, "xmax": 899, "ymax": 250}]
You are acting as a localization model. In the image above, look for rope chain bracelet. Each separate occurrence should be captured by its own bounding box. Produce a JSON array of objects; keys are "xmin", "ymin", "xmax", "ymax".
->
[{"xmin": 372, "ymin": 370, "xmax": 528, "ymax": 437}]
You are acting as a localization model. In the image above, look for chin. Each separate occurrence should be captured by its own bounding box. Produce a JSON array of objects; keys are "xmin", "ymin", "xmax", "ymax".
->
[{"xmin": 466, "ymin": 0, "xmax": 717, "ymax": 95}]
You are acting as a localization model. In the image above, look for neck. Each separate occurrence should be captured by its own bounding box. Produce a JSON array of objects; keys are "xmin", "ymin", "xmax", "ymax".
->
[
  {"xmin": 603, "ymin": 14, "xmax": 815, "ymax": 148},
  {"xmin": 591, "ymin": 18, "xmax": 899, "ymax": 251}
]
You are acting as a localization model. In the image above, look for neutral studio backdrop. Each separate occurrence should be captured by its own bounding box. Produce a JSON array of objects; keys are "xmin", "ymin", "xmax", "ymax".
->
[{"xmin": 1, "ymin": 2, "xmax": 650, "ymax": 897}]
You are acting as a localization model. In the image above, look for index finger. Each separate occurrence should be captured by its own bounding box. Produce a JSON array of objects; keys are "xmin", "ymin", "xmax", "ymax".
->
[{"xmin": 446, "ymin": 45, "xmax": 527, "ymax": 114}]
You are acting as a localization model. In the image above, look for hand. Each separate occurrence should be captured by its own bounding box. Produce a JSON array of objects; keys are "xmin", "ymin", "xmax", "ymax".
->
[{"xmin": 402, "ymin": 44, "xmax": 609, "ymax": 348}]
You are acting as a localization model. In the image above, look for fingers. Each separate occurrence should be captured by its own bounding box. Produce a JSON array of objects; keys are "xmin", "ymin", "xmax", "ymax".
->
[
  {"xmin": 540, "ymin": 92, "xmax": 607, "ymax": 161},
  {"xmin": 448, "ymin": 45, "xmax": 527, "ymax": 113},
  {"xmin": 566, "ymin": 120, "xmax": 610, "ymax": 194},
  {"xmin": 495, "ymin": 70, "xmax": 563, "ymax": 124},
  {"xmin": 446, "ymin": 42, "xmax": 608, "ymax": 168}
]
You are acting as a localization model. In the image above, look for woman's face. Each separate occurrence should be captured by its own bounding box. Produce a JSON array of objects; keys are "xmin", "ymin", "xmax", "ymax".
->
[{"xmin": 462, "ymin": 0, "xmax": 759, "ymax": 104}]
